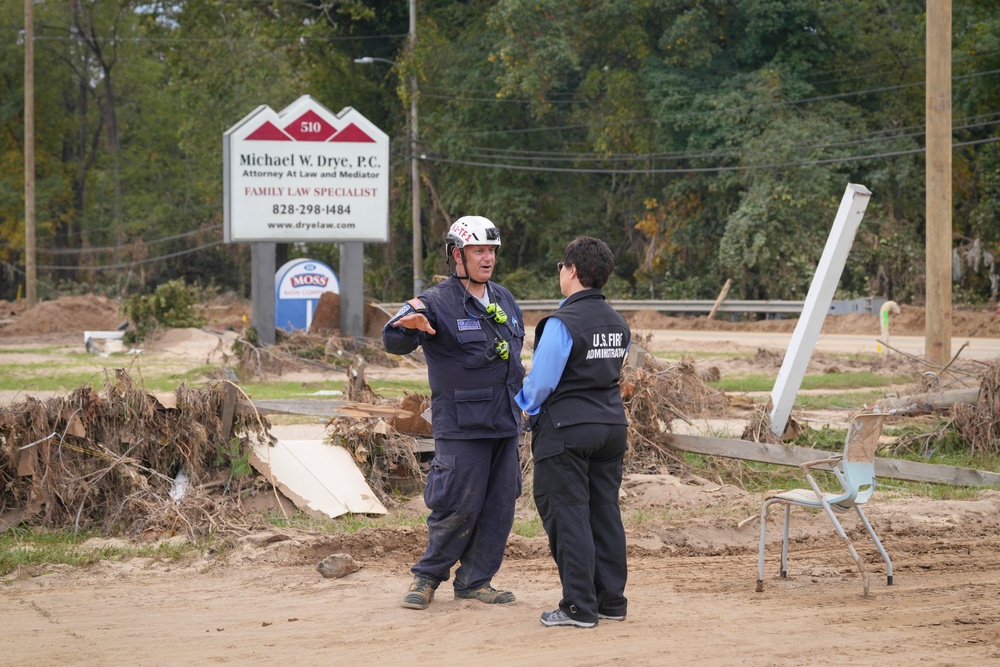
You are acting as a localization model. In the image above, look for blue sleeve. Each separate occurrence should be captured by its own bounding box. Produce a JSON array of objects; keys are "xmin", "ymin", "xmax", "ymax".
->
[{"xmin": 515, "ymin": 318, "xmax": 572, "ymax": 415}]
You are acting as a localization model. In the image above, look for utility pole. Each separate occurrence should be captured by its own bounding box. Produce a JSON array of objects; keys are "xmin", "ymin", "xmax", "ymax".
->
[
  {"xmin": 925, "ymin": 0, "xmax": 952, "ymax": 365},
  {"xmin": 409, "ymin": 0, "xmax": 423, "ymax": 296},
  {"xmin": 24, "ymin": 0, "xmax": 36, "ymax": 306}
]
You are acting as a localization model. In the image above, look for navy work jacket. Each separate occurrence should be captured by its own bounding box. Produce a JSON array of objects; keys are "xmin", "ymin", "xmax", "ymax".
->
[{"xmin": 382, "ymin": 276, "xmax": 526, "ymax": 440}]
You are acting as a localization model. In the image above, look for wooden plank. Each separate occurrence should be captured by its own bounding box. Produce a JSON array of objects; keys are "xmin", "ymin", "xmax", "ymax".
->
[
  {"xmin": 412, "ymin": 437, "xmax": 435, "ymax": 453},
  {"xmin": 220, "ymin": 382, "xmax": 237, "ymax": 441},
  {"xmin": 336, "ymin": 404, "xmax": 413, "ymax": 419},
  {"xmin": 252, "ymin": 399, "xmax": 411, "ymax": 420},
  {"xmin": 707, "ymin": 278, "xmax": 732, "ymax": 320},
  {"xmin": 663, "ymin": 432, "xmax": 1000, "ymax": 488}
]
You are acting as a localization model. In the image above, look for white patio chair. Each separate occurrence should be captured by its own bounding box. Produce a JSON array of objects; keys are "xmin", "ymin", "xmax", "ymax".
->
[{"xmin": 755, "ymin": 412, "xmax": 893, "ymax": 597}]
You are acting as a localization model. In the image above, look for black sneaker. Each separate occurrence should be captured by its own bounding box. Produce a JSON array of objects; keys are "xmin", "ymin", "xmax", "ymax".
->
[
  {"xmin": 539, "ymin": 609, "xmax": 596, "ymax": 628},
  {"xmin": 402, "ymin": 577, "xmax": 438, "ymax": 610}
]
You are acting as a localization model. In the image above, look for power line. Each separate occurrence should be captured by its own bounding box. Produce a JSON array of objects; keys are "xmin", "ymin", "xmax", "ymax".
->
[
  {"xmin": 424, "ymin": 135, "xmax": 1000, "ymax": 175},
  {"xmin": 37, "ymin": 225, "xmax": 223, "ymax": 255},
  {"xmin": 30, "ymin": 33, "xmax": 406, "ymax": 44},
  {"xmin": 37, "ymin": 240, "xmax": 225, "ymax": 271},
  {"xmin": 458, "ymin": 116, "xmax": 1000, "ymax": 164},
  {"xmin": 427, "ymin": 68, "xmax": 1000, "ymax": 121}
]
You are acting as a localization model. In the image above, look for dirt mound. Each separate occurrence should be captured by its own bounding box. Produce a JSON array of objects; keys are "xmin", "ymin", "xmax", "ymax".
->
[
  {"xmin": 200, "ymin": 292, "xmax": 251, "ymax": 331},
  {"xmin": 624, "ymin": 303, "xmax": 999, "ymax": 338},
  {"xmin": 0, "ymin": 295, "xmax": 123, "ymax": 336}
]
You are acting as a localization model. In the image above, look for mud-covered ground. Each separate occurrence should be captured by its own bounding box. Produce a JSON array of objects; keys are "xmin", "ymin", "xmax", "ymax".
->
[
  {"xmin": 5, "ymin": 486, "xmax": 1000, "ymax": 666},
  {"xmin": 2, "ymin": 295, "xmax": 1000, "ymax": 665}
]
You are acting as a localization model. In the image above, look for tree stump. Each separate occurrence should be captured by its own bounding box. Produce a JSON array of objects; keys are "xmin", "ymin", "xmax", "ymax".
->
[{"xmin": 346, "ymin": 355, "xmax": 376, "ymax": 403}]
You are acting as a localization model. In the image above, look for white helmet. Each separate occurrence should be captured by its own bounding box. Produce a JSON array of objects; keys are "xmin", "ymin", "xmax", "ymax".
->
[{"xmin": 446, "ymin": 216, "xmax": 501, "ymax": 251}]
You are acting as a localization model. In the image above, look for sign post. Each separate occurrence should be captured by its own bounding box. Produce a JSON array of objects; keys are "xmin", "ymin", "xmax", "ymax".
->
[
  {"xmin": 769, "ymin": 184, "xmax": 872, "ymax": 439},
  {"xmin": 224, "ymin": 96, "xmax": 389, "ymax": 339}
]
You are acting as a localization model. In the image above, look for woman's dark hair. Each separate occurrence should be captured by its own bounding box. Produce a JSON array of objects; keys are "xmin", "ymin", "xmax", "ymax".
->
[{"xmin": 562, "ymin": 236, "xmax": 614, "ymax": 289}]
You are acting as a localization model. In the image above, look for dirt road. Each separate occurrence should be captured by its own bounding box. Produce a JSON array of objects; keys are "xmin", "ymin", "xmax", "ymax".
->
[{"xmin": 5, "ymin": 490, "xmax": 1000, "ymax": 666}]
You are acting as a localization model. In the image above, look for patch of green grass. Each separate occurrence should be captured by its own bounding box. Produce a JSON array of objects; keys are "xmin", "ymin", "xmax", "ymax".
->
[
  {"xmin": 0, "ymin": 526, "xmax": 201, "ymax": 578},
  {"xmin": 709, "ymin": 371, "xmax": 915, "ymax": 393},
  {"xmin": 0, "ymin": 346, "xmax": 69, "ymax": 355},
  {"xmin": 512, "ymin": 516, "xmax": 544, "ymax": 538},
  {"xmin": 673, "ymin": 451, "xmax": 811, "ymax": 494},
  {"xmin": 165, "ymin": 365, "xmax": 224, "ymax": 384},
  {"xmin": 369, "ymin": 379, "xmax": 431, "ymax": 399},
  {"xmin": 802, "ymin": 371, "xmax": 917, "ymax": 390},
  {"xmin": 236, "ymin": 380, "xmax": 347, "ymax": 400},
  {"xmin": 0, "ymin": 365, "xmax": 227, "ymax": 395},
  {"xmin": 0, "ymin": 368, "xmax": 113, "ymax": 391},
  {"xmin": 792, "ymin": 390, "xmax": 890, "ymax": 410}
]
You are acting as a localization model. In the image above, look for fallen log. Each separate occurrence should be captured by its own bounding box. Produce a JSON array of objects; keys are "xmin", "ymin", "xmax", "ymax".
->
[{"xmin": 873, "ymin": 387, "xmax": 980, "ymax": 412}]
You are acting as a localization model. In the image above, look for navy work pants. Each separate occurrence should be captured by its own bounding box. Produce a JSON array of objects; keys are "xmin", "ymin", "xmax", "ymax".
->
[
  {"xmin": 411, "ymin": 435, "xmax": 521, "ymax": 593},
  {"xmin": 532, "ymin": 417, "xmax": 628, "ymax": 624}
]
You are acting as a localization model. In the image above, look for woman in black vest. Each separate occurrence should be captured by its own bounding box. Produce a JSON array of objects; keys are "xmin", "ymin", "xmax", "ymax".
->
[{"xmin": 516, "ymin": 236, "xmax": 631, "ymax": 628}]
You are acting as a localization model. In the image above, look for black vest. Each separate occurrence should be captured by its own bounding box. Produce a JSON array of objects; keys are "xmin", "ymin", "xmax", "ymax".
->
[{"xmin": 535, "ymin": 289, "xmax": 630, "ymax": 428}]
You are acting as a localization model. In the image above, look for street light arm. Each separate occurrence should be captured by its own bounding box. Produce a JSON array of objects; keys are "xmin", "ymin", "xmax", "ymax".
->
[
  {"xmin": 354, "ymin": 48, "xmax": 423, "ymax": 296},
  {"xmin": 354, "ymin": 56, "xmax": 398, "ymax": 66}
]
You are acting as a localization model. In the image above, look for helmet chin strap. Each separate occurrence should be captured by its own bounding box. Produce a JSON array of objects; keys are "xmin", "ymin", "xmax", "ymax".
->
[{"xmin": 454, "ymin": 271, "xmax": 488, "ymax": 286}]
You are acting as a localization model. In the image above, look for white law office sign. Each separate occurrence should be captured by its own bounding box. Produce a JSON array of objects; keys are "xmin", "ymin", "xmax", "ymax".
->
[{"xmin": 223, "ymin": 95, "xmax": 389, "ymax": 243}]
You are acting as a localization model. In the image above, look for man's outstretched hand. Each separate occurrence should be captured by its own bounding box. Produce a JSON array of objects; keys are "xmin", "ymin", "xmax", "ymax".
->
[{"xmin": 393, "ymin": 313, "xmax": 436, "ymax": 335}]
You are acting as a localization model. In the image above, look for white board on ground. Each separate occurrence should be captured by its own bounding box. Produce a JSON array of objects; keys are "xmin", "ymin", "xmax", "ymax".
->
[{"xmin": 249, "ymin": 439, "xmax": 387, "ymax": 518}]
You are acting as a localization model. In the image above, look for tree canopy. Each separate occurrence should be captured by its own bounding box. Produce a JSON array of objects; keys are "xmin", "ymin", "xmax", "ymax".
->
[{"xmin": 1, "ymin": 0, "xmax": 998, "ymax": 306}]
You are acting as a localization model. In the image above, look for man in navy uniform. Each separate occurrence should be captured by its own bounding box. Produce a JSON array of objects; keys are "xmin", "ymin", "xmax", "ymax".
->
[{"xmin": 383, "ymin": 216, "xmax": 526, "ymax": 610}]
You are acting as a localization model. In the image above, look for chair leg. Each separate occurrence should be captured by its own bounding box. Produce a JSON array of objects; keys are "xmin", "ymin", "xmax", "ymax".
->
[
  {"xmin": 855, "ymin": 506, "xmax": 893, "ymax": 585},
  {"xmin": 757, "ymin": 500, "xmax": 772, "ymax": 592},
  {"xmin": 817, "ymin": 499, "xmax": 870, "ymax": 597},
  {"xmin": 781, "ymin": 505, "xmax": 791, "ymax": 578}
]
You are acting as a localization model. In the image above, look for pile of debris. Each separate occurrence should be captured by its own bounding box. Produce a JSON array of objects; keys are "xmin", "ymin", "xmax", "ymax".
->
[
  {"xmin": 0, "ymin": 371, "xmax": 271, "ymax": 536},
  {"xmin": 231, "ymin": 329, "xmax": 397, "ymax": 382},
  {"xmin": 621, "ymin": 353, "xmax": 728, "ymax": 473},
  {"xmin": 951, "ymin": 361, "xmax": 1000, "ymax": 455},
  {"xmin": 325, "ymin": 345, "xmax": 732, "ymax": 500},
  {"xmin": 6, "ymin": 336, "xmax": 993, "ymax": 534},
  {"xmin": 328, "ymin": 392, "xmax": 430, "ymax": 506}
]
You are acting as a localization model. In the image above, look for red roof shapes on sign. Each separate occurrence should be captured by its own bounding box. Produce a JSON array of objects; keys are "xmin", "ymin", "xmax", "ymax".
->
[
  {"xmin": 244, "ymin": 113, "xmax": 374, "ymax": 143},
  {"xmin": 245, "ymin": 121, "xmax": 293, "ymax": 141},
  {"xmin": 284, "ymin": 110, "xmax": 337, "ymax": 142},
  {"xmin": 329, "ymin": 123, "xmax": 376, "ymax": 143}
]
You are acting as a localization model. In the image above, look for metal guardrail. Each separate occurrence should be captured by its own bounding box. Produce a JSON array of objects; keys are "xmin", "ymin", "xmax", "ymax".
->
[
  {"xmin": 375, "ymin": 297, "xmax": 885, "ymax": 316},
  {"xmin": 502, "ymin": 299, "xmax": 807, "ymax": 314}
]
